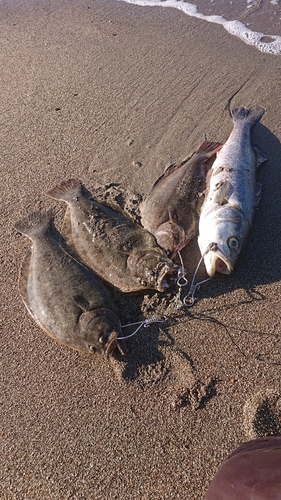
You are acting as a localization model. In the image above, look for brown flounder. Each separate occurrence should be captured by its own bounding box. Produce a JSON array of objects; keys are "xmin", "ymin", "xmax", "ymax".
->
[
  {"xmin": 14, "ymin": 210, "xmax": 124, "ymax": 357},
  {"xmin": 46, "ymin": 179, "xmax": 180, "ymax": 293},
  {"xmin": 140, "ymin": 141, "xmax": 222, "ymax": 259}
]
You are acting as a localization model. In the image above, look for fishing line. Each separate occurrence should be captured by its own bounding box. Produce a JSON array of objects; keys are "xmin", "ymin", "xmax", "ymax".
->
[
  {"xmin": 182, "ymin": 255, "xmax": 211, "ymax": 307},
  {"xmin": 117, "ymin": 315, "xmax": 167, "ymax": 340},
  {"xmin": 177, "ymin": 244, "xmax": 216, "ymax": 308}
]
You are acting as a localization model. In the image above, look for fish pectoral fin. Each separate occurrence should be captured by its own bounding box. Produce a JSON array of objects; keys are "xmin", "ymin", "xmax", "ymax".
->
[
  {"xmin": 73, "ymin": 294, "xmax": 90, "ymax": 312},
  {"xmin": 168, "ymin": 206, "xmax": 178, "ymax": 224},
  {"xmin": 254, "ymin": 146, "xmax": 268, "ymax": 167},
  {"xmin": 212, "ymin": 180, "xmax": 231, "ymax": 205}
]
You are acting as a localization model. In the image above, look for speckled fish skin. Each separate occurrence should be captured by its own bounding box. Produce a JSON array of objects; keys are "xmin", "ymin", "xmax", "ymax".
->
[
  {"xmin": 140, "ymin": 141, "xmax": 222, "ymax": 259},
  {"xmin": 204, "ymin": 436, "xmax": 281, "ymax": 500},
  {"xmin": 198, "ymin": 106, "xmax": 267, "ymax": 277},
  {"xmin": 14, "ymin": 210, "xmax": 124, "ymax": 357},
  {"xmin": 46, "ymin": 180, "xmax": 180, "ymax": 293}
]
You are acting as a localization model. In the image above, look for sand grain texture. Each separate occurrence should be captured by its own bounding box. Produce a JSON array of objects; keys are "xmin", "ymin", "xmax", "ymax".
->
[{"xmin": 1, "ymin": 1, "xmax": 281, "ymax": 499}]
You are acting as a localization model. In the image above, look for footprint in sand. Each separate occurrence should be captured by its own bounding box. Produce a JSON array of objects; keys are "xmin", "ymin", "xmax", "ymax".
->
[
  {"xmin": 243, "ymin": 389, "xmax": 281, "ymax": 439},
  {"xmin": 132, "ymin": 347, "xmax": 218, "ymax": 410}
]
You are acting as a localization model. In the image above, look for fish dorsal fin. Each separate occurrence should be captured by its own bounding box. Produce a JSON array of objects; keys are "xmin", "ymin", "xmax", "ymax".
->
[
  {"xmin": 150, "ymin": 156, "xmax": 193, "ymax": 192},
  {"xmin": 18, "ymin": 250, "xmax": 38, "ymax": 321},
  {"xmin": 60, "ymin": 208, "xmax": 86, "ymax": 263},
  {"xmin": 212, "ymin": 180, "xmax": 231, "ymax": 204},
  {"xmin": 62, "ymin": 207, "xmax": 75, "ymax": 247},
  {"xmin": 73, "ymin": 295, "xmax": 90, "ymax": 312},
  {"xmin": 254, "ymin": 146, "xmax": 268, "ymax": 167},
  {"xmin": 149, "ymin": 142, "xmax": 222, "ymax": 193},
  {"xmin": 18, "ymin": 250, "xmax": 52, "ymax": 332}
]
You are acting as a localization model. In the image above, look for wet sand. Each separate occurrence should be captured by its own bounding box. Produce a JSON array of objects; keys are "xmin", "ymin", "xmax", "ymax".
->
[{"xmin": 1, "ymin": 0, "xmax": 281, "ymax": 498}]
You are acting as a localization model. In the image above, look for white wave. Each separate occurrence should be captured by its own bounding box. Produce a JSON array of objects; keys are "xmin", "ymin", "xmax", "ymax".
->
[{"xmin": 117, "ymin": 0, "xmax": 281, "ymax": 55}]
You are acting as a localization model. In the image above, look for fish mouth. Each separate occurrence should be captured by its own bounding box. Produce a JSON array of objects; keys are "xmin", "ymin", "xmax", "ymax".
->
[
  {"xmin": 204, "ymin": 249, "xmax": 233, "ymax": 277},
  {"xmin": 105, "ymin": 332, "xmax": 127, "ymax": 358},
  {"xmin": 156, "ymin": 260, "xmax": 181, "ymax": 291}
]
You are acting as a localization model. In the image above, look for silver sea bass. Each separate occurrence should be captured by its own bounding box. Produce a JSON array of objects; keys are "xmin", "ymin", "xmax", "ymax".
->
[{"xmin": 198, "ymin": 106, "xmax": 267, "ymax": 277}]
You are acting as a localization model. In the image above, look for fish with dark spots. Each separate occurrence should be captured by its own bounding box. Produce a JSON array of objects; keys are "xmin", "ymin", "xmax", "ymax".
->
[
  {"xmin": 140, "ymin": 141, "xmax": 222, "ymax": 259},
  {"xmin": 46, "ymin": 179, "xmax": 181, "ymax": 293},
  {"xmin": 14, "ymin": 210, "xmax": 125, "ymax": 357},
  {"xmin": 204, "ymin": 436, "xmax": 281, "ymax": 499},
  {"xmin": 198, "ymin": 106, "xmax": 267, "ymax": 277}
]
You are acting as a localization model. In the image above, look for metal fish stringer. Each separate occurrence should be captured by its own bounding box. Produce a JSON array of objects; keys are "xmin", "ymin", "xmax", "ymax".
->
[
  {"xmin": 174, "ymin": 251, "xmax": 188, "ymax": 310},
  {"xmin": 182, "ymin": 246, "xmax": 214, "ymax": 307},
  {"xmin": 117, "ymin": 315, "xmax": 167, "ymax": 340}
]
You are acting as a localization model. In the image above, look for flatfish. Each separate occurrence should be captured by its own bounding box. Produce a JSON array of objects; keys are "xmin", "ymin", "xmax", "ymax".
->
[
  {"xmin": 140, "ymin": 141, "xmax": 222, "ymax": 259},
  {"xmin": 46, "ymin": 179, "xmax": 180, "ymax": 293},
  {"xmin": 14, "ymin": 210, "xmax": 124, "ymax": 357}
]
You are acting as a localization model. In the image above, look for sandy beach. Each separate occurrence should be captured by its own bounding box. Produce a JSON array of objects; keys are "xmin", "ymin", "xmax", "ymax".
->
[{"xmin": 1, "ymin": 0, "xmax": 281, "ymax": 498}]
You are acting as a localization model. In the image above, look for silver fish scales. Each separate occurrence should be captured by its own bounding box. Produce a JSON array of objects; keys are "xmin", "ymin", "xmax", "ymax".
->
[{"xmin": 198, "ymin": 106, "xmax": 267, "ymax": 277}]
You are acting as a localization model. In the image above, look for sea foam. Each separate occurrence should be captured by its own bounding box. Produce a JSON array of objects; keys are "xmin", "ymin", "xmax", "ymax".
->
[{"xmin": 118, "ymin": 0, "xmax": 281, "ymax": 55}]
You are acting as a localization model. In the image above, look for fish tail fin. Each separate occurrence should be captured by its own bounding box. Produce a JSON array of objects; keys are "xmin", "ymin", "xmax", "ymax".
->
[
  {"xmin": 14, "ymin": 210, "xmax": 52, "ymax": 238},
  {"xmin": 46, "ymin": 178, "xmax": 82, "ymax": 201},
  {"xmin": 196, "ymin": 141, "xmax": 223, "ymax": 158},
  {"xmin": 231, "ymin": 106, "xmax": 265, "ymax": 125}
]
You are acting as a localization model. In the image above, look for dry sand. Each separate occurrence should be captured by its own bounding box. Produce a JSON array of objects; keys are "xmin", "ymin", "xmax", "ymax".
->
[{"xmin": 1, "ymin": 0, "xmax": 281, "ymax": 498}]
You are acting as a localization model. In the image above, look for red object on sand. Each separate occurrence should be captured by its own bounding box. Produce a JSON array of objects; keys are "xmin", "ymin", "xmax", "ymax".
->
[{"xmin": 204, "ymin": 436, "xmax": 281, "ymax": 500}]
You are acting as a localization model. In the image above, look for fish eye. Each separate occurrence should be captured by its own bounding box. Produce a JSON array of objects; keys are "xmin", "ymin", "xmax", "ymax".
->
[
  {"xmin": 227, "ymin": 237, "xmax": 239, "ymax": 249},
  {"xmin": 88, "ymin": 345, "xmax": 96, "ymax": 353}
]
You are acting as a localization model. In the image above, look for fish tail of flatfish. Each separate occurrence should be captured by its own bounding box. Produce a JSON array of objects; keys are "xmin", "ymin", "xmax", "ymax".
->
[
  {"xmin": 13, "ymin": 209, "xmax": 53, "ymax": 240},
  {"xmin": 231, "ymin": 105, "xmax": 265, "ymax": 126},
  {"xmin": 46, "ymin": 178, "xmax": 82, "ymax": 202}
]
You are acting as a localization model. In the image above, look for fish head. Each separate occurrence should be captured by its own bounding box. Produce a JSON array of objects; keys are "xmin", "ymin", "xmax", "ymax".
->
[
  {"xmin": 199, "ymin": 206, "xmax": 245, "ymax": 277},
  {"xmin": 78, "ymin": 309, "xmax": 125, "ymax": 358},
  {"xmin": 127, "ymin": 248, "xmax": 181, "ymax": 292}
]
